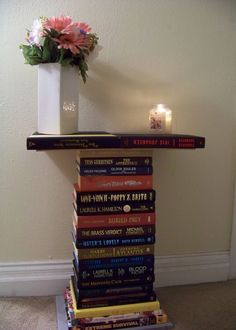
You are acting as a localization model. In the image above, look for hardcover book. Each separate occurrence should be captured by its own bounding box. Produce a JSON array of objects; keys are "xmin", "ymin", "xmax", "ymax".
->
[
  {"xmin": 68, "ymin": 279, "xmax": 160, "ymax": 318},
  {"xmin": 27, "ymin": 132, "xmax": 205, "ymax": 150},
  {"xmin": 73, "ymin": 185, "xmax": 156, "ymax": 203},
  {"xmin": 73, "ymin": 233, "xmax": 156, "ymax": 249},
  {"xmin": 73, "ymin": 254, "xmax": 154, "ymax": 271},
  {"xmin": 73, "ymin": 273, "xmax": 155, "ymax": 289},
  {"xmin": 73, "ymin": 259, "xmax": 154, "ymax": 280},
  {"xmin": 73, "ymin": 223, "xmax": 156, "ymax": 239},
  {"xmin": 77, "ymin": 155, "xmax": 153, "ymax": 167},
  {"xmin": 64, "ymin": 286, "xmax": 169, "ymax": 329},
  {"xmin": 77, "ymin": 165, "xmax": 153, "ymax": 176},
  {"xmin": 73, "ymin": 211, "xmax": 156, "ymax": 227},
  {"xmin": 73, "ymin": 242, "xmax": 155, "ymax": 259},
  {"xmin": 73, "ymin": 201, "xmax": 155, "ymax": 216},
  {"xmin": 71, "ymin": 283, "xmax": 154, "ymax": 299},
  {"xmin": 71, "ymin": 276, "xmax": 156, "ymax": 308},
  {"xmin": 77, "ymin": 149, "xmax": 153, "ymax": 158},
  {"xmin": 76, "ymin": 175, "xmax": 153, "ymax": 191}
]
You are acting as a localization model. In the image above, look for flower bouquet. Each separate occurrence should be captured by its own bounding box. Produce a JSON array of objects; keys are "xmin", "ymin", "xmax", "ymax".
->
[{"xmin": 20, "ymin": 15, "xmax": 98, "ymax": 82}]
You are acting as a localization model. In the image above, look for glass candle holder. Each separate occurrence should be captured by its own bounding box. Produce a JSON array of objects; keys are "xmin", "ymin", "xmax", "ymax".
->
[{"xmin": 149, "ymin": 104, "xmax": 172, "ymax": 133}]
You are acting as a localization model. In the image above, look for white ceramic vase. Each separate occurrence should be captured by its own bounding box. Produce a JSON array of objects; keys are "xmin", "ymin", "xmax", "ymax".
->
[{"xmin": 38, "ymin": 63, "xmax": 79, "ymax": 134}]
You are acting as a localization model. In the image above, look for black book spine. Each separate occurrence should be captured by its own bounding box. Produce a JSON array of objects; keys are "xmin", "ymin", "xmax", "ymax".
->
[
  {"xmin": 27, "ymin": 134, "xmax": 121, "ymax": 150},
  {"xmin": 120, "ymin": 135, "xmax": 205, "ymax": 149},
  {"xmin": 76, "ymin": 264, "xmax": 154, "ymax": 280},
  {"xmin": 74, "ymin": 273, "xmax": 155, "ymax": 288},
  {"xmin": 27, "ymin": 133, "xmax": 205, "ymax": 150},
  {"xmin": 73, "ymin": 283, "xmax": 154, "ymax": 299},
  {"xmin": 74, "ymin": 189, "xmax": 156, "ymax": 204},
  {"xmin": 74, "ymin": 201, "xmax": 155, "ymax": 215},
  {"xmin": 76, "ymin": 292, "xmax": 156, "ymax": 309}
]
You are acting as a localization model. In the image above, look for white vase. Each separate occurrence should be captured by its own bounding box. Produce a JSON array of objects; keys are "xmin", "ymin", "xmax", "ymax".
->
[{"xmin": 38, "ymin": 63, "xmax": 79, "ymax": 134}]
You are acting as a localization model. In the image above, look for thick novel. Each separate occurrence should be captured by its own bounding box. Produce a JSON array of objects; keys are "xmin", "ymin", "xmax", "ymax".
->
[{"xmin": 73, "ymin": 185, "xmax": 156, "ymax": 203}]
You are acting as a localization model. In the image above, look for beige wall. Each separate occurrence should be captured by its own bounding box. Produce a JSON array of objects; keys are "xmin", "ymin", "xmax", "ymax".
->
[{"xmin": 1, "ymin": 0, "xmax": 236, "ymax": 261}]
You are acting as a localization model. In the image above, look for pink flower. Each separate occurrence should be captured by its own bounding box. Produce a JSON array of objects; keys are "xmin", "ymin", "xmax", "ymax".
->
[
  {"xmin": 55, "ymin": 30, "xmax": 92, "ymax": 54},
  {"xmin": 75, "ymin": 22, "xmax": 91, "ymax": 33},
  {"xmin": 42, "ymin": 15, "xmax": 93, "ymax": 54},
  {"xmin": 43, "ymin": 15, "xmax": 72, "ymax": 32}
]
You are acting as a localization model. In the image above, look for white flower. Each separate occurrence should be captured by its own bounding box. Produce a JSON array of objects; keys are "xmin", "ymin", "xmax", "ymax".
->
[{"xmin": 28, "ymin": 19, "xmax": 43, "ymax": 45}]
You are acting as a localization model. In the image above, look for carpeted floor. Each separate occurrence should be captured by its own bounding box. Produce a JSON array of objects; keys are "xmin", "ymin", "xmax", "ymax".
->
[
  {"xmin": 0, "ymin": 296, "xmax": 57, "ymax": 330},
  {"xmin": 157, "ymin": 280, "xmax": 236, "ymax": 330},
  {"xmin": 0, "ymin": 280, "xmax": 236, "ymax": 330}
]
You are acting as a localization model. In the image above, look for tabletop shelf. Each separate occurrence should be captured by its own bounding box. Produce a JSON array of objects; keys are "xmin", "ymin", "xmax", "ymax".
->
[{"xmin": 26, "ymin": 132, "xmax": 205, "ymax": 151}]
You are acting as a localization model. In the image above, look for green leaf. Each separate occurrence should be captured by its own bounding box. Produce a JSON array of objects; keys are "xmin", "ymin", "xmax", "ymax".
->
[
  {"xmin": 60, "ymin": 57, "xmax": 73, "ymax": 66},
  {"xmin": 42, "ymin": 36, "xmax": 52, "ymax": 61},
  {"xmin": 20, "ymin": 44, "xmax": 43, "ymax": 65}
]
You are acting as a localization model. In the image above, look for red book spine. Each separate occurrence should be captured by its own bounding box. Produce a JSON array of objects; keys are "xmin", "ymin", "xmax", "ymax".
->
[
  {"xmin": 77, "ymin": 175, "xmax": 153, "ymax": 191},
  {"xmin": 73, "ymin": 210, "xmax": 156, "ymax": 228}
]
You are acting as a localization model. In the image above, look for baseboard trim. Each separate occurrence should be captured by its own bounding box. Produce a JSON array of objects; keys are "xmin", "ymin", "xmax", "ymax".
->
[
  {"xmin": 0, "ymin": 260, "xmax": 72, "ymax": 296},
  {"xmin": 0, "ymin": 252, "xmax": 230, "ymax": 296},
  {"xmin": 155, "ymin": 251, "xmax": 230, "ymax": 287}
]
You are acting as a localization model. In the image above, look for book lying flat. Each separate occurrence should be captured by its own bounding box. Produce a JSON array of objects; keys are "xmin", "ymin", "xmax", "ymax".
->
[
  {"xmin": 27, "ymin": 132, "xmax": 205, "ymax": 150},
  {"xmin": 69, "ymin": 280, "xmax": 160, "ymax": 318}
]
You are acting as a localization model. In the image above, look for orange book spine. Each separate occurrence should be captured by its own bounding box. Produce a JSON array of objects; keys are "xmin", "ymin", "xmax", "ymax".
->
[
  {"xmin": 73, "ymin": 211, "xmax": 156, "ymax": 228},
  {"xmin": 77, "ymin": 175, "xmax": 153, "ymax": 191}
]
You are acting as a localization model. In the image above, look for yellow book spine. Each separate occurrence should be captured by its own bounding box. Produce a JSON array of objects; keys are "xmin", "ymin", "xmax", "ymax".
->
[
  {"xmin": 70, "ymin": 280, "xmax": 160, "ymax": 319},
  {"xmin": 73, "ymin": 243, "xmax": 154, "ymax": 260}
]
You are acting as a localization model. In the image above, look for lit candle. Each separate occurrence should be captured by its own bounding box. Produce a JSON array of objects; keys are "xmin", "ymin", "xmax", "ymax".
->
[{"xmin": 149, "ymin": 104, "xmax": 172, "ymax": 133}]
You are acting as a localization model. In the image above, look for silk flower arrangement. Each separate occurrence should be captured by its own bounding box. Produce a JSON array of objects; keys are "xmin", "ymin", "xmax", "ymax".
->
[
  {"xmin": 20, "ymin": 15, "xmax": 98, "ymax": 83},
  {"xmin": 20, "ymin": 15, "xmax": 99, "ymax": 134}
]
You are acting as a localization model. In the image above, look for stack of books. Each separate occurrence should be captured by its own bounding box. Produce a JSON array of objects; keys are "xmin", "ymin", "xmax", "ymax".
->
[{"xmin": 66, "ymin": 150, "xmax": 173, "ymax": 330}]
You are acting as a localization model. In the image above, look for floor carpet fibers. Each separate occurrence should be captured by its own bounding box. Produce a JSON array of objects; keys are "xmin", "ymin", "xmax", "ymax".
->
[
  {"xmin": 0, "ymin": 280, "xmax": 236, "ymax": 330},
  {"xmin": 157, "ymin": 280, "xmax": 236, "ymax": 330},
  {"xmin": 0, "ymin": 296, "xmax": 57, "ymax": 330}
]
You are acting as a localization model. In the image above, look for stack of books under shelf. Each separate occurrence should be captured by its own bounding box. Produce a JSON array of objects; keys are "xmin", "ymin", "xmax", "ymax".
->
[{"xmin": 65, "ymin": 149, "xmax": 173, "ymax": 330}]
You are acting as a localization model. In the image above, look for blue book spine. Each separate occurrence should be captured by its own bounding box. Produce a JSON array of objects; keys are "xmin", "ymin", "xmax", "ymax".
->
[
  {"xmin": 78, "ymin": 165, "xmax": 153, "ymax": 176},
  {"xmin": 74, "ymin": 235, "xmax": 155, "ymax": 249},
  {"xmin": 74, "ymin": 254, "xmax": 155, "ymax": 270}
]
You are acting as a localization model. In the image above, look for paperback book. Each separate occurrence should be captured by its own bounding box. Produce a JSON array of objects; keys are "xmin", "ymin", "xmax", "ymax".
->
[
  {"xmin": 73, "ymin": 211, "xmax": 156, "ymax": 227},
  {"xmin": 73, "ymin": 201, "xmax": 155, "ymax": 216},
  {"xmin": 68, "ymin": 279, "xmax": 160, "ymax": 318}
]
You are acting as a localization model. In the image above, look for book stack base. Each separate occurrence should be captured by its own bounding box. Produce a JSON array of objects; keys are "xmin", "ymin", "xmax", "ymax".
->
[
  {"xmin": 26, "ymin": 132, "xmax": 205, "ymax": 330},
  {"xmin": 65, "ymin": 149, "xmax": 174, "ymax": 330}
]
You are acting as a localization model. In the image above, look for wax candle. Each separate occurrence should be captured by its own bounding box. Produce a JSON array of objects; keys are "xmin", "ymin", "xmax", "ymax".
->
[{"xmin": 149, "ymin": 104, "xmax": 172, "ymax": 133}]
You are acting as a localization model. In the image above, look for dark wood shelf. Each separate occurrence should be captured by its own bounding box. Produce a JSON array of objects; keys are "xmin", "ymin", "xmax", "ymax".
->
[{"xmin": 26, "ymin": 132, "xmax": 205, "ymax": 151}]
